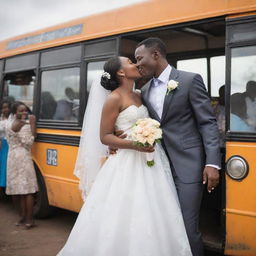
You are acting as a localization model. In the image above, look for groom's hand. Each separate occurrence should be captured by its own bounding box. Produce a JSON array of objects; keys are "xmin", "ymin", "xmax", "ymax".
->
[
  {"xmin": 203, "ymin": 166, "xmax": 219, "ymax": 193},
  {"xmin": 115, "ymin": 130, "xmax": 127, "ymax": 139},
  {"xmin": 108, "ymin": 130, "xmax": 127, "ymax": 155}
]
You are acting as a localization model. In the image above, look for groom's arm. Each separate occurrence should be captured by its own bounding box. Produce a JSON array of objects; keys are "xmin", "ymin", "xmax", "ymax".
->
[{"xmin": 189, "ymin": 74, "xmax": 221, "ymax": 191}]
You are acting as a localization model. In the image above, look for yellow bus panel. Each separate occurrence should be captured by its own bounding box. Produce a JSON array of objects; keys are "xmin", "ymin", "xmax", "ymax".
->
[
  {"xmin": 32, "ymin": 141, "xmax": 83, "ymax": 212},
  {"xmin": 225, "ymin": 141, "xmax": 256, "ymax": 255}
]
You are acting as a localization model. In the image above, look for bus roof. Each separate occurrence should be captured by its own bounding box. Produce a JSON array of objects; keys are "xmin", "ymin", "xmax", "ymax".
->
[{"xmin": 0, "ymin": 0, "xmax": 256, "ymax": 58}]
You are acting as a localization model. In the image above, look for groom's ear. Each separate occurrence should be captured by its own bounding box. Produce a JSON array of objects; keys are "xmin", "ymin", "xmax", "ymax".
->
[{"xmin": 152, "ymin": 50, "xmax": 160, "ymax": 60}]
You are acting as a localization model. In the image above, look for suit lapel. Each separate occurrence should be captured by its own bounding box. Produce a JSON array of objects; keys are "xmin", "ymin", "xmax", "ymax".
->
[
  {"xmin": 142, "ymin": 80, "xmax": 161, "ymax": 122},
  {"xmin": 161, "ymin": 67, "xmax": 179, "ymax": 123}
]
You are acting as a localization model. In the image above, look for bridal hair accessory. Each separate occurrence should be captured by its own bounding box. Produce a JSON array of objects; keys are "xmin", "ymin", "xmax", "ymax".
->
[
  {"xmin": 131, "ymin": 118, "xmax": 162, "ymax": 167},
  {"xmin": 102, "ymin": 72, "xmax": 111, "ymax": 80},
  {"xmin": 166, "ymin": 80, "xmax": 179, "ymax": 95}
]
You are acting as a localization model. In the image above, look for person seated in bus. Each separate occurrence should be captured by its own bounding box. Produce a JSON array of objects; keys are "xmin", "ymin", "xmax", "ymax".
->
[
  {"xmin": 245, "ymin": 80, "xmax": 256, "ymax": 129},
  {"xmin": 230, "ymin": 93, "xmax": 254, "ymax": 132},
  {"xmin": 5, "ymin": 101, "xmax": 38, "ymax": 229},
  {"xmin": 213, "ymin": 85, "xmax": 225, "ymax": 147},
  {"xmin": 40, "ymin": 91, "xmax": 57, "ymax": 120},
  {"xmin": 54, "ymin": 87, "xmax": 78, "ymax": 121}
]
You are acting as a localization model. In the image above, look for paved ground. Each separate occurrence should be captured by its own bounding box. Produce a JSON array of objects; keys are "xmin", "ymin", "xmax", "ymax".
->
[
  {"xmin": 0, "ymin": 197, "xmax": 77, "ymax": 256},
  {"xmin": 0, "ymin": 196, "xmax": 223, "ymax": 256}
]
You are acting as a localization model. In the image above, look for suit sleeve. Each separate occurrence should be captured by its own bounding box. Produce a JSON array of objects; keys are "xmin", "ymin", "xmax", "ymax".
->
[{"xmin": 189, "ymin": 74, "xmax": 221, "ymax": 167}]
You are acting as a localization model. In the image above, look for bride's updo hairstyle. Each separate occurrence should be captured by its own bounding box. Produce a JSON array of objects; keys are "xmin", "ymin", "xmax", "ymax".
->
[{"xmin": 100, "ymin": 57, "xmax": 122, "ymax": 91}]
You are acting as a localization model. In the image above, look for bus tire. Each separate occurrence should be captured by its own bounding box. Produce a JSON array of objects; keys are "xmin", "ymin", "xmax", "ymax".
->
[{"xmin": 33, "ymin": 164, "xmax": 55, "ymax": 218}]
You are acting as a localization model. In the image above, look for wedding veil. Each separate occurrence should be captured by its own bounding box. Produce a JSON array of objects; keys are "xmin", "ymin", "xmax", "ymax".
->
[{"xmin": 74, "ymin": 77, "xmax": 110, "ymax": 200}]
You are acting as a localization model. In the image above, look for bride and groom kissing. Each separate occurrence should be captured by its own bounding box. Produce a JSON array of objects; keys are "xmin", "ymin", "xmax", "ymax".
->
[{"xmin": 58, "ymin": 37, "xmax": 221, "ymax": 256}]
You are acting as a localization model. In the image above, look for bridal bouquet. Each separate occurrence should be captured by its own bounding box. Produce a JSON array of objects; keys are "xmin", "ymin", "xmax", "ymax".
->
[{"xmin": 131, "ymin": 118, "xmax": 162, "ymax": 167}]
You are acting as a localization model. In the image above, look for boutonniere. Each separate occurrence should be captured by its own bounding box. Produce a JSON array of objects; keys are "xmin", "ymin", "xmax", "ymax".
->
[{"xmin": 166, "ymin": 80, "xmax": 179, "ymax": 95}]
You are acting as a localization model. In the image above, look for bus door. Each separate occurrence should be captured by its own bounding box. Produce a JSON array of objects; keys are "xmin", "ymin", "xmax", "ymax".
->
[
  {"xmin": 225, "ymin": 14, "xmax": 256, "ymax": 256},
  {"xmin": 120, "ymin": 19, "xmax": 226, "ymax": 253}
]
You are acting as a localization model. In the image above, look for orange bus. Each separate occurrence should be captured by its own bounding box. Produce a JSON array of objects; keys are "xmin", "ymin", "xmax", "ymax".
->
[{"xmin": 0, "ymin": 1, "xmax": 256, "ymax": 255}]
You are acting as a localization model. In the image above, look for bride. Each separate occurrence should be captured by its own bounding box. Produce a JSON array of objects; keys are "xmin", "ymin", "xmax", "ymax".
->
[{"xmin": 57, "ymin": 57, "xmax": 192, "ymax": 256}]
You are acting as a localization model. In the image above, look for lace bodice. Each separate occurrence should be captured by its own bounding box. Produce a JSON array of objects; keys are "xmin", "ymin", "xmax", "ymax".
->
[
  {"xmin": 115, "ymin": 105, "xmax": 149, "ymax": 136},
  {"xmin": 6, "ymin": 122, "xmax": 34, "ymax": 151}
]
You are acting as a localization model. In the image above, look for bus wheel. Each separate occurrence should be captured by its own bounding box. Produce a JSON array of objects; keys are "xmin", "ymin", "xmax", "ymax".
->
[{"xmin": 34, "ymin": 165, "xmax": 55, "ymax": 218}]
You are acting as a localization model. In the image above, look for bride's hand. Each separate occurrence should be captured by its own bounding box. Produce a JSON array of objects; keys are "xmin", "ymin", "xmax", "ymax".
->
[
  {"xmin": 108, "ymin": 145, "xmax": 118, "ymax": 155},
  {"xmin": 134, "ymin": 145, "xmax": 155, "ymax": 153}
]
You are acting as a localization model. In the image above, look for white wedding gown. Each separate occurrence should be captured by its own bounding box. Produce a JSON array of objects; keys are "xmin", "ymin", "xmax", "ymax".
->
[{"xmin": 57, "ymin": 105, "xmax": 192, "ymax": 256}]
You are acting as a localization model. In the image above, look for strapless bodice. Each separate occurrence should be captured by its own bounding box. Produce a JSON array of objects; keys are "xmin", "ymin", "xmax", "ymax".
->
[{"xmin": 115, "ymin": 105, "xmax": 149, "ymax": 134}]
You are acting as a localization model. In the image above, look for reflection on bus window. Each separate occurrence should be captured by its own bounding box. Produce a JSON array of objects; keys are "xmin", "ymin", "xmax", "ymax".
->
[
  {"xmin": 40, "ymin": 68, "xmax": 80, "ymax": 121},
  {"xmin": 210, "ymin": 56, "xmax": 225, "ymax": 97},
  {"xmin": 230, "ymin": 46, "xmax": 256, "ymax": 132},
  {"xmin": 177, "ymin": 58, "xmax": 208, "ymax": 89},
  {"xmin": 87, "ymin": 61, "xmax": 105, "ymax": 93},
  {"xmin": 3, "ymin": 71, "xmax": 35, "ymax": 110}
]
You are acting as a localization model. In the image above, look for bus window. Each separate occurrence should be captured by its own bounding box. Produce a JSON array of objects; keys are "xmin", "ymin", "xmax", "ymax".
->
[
  {"xmin": 230, "ymin": 46, "xmax": 256, "ymax": 132},
  {"xmin": 3, "ymin": 70, "xmax": 35, "ymax": 110},
  {"xmin": 86, "ymin": 61, "xmax": 105, "ymax": 93},
  {"xmin": 210, "ymin": 56, "xmax": 225, "ymax": 97},
  {"xmin": 177, "ymin": 58, "xmax": 208, "ymax": 89},
  {"xmin": 40, "ymin": 67, "xmax": 80, "ymax": 121},
  {"xmin": 40, "ymin": 45, "xmax": 81, "ymax": 68},
  {"xmin": 84, "ymin": 40, "xmax": 116, "ymax": 58}
]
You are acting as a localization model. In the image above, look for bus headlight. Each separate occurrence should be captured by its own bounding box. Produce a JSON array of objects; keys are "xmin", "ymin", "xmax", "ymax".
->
[{"xmin": 226, "ymin": 156, "xmax": 249, "ymax": 180}]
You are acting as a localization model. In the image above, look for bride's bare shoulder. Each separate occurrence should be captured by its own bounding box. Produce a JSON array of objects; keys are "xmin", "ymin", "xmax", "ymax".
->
[{"xmin": 103, "ymin": 91, "xmax": 122, "ymax": 110}]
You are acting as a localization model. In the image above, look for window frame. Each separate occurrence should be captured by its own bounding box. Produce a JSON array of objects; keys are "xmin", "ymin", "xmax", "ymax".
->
[
  {"xmin": 2, "ymin": 68, "xmax": 37, "ymax": 111},
  {"xmin": 170, "ymin": 48, "xmax": 224, "ymax": 98},
  {"xmin": 37, "ymin": 64, "xmax": 82, "ymax": 128},
  {"xmin": 0, "ymin": 37, "xmax": 119, "ymax": 131},
  {"xmin": 36, "ymin": 37, "xmax": 119, "ymax": 130},
  {"xmin": 36, "ymin": 43, "xmax": 83, "ymax": 129},
  {"xmin": 4, "ymin": 53, "xmax": 39, "ymax": 73},
  {"xmin": 80, "ymin": 37, "xmax": 120, "ymax": 124},
  {"xmin": 225, "ymin": 15, "xmax": 256, "ymax": 141}
]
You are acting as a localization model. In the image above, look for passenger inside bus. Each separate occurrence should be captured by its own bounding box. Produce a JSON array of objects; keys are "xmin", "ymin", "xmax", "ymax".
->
[
  {"xmin": 53, "ymin": 87, "xmax": 79, "ymax": 121},
  {"xmin": 40, "ymin": 91, "xmax": 57, "ymax": 120},
  {"xmin": 244, "ymin": 80, "xmax": 256, "ymax": 129},
  {"xmin": 213, "ymin": 85, "xmax": 225, "ymax": 147},
  {"xmin": 230, "ymin": 92, "xmax": 254, "ymax": 132}
]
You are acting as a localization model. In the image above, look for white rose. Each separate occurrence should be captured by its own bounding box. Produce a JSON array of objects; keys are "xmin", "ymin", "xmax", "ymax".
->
[
  {"xmin": 147, "ymin": 136, "xmax": 155, "ymax": 146},
  {"xmin": 154, "ymin": 129, "xmax": 162, "ymax": 139},
  {"xmin": 167, "ymin": 80, "xmax": 179, "ymax": 95},
  {"xmin": 150, "ymin": 119, "xmax": 160, "ymax": 127}
]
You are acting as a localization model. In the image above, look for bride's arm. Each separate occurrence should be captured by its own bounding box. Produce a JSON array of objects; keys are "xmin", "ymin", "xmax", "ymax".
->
[
  {"xmin": 100, "ymin": 93, "xmax": 134, "ymax": 149},
  {"xmin": 100, "ymin": 93, "xmax": 153, "ymax": 152}
]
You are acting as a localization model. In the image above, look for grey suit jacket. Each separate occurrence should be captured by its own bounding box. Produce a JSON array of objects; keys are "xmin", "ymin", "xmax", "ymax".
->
[{"xmin": 141, "ymin": 67, "xmax": 221, "ymax": 183}]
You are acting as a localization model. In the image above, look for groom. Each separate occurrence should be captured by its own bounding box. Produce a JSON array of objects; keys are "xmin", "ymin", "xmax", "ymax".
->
[{"xmin": 135, "ymin": 37, "xmax": 221, "ymax": 256}]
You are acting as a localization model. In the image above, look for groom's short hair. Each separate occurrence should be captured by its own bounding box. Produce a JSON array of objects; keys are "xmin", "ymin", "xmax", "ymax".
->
[{"xmin": 136, "ymin": 37, "xmax": 167, "ymax": 58}]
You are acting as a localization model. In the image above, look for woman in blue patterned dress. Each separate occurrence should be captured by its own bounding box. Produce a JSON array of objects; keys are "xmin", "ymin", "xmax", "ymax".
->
[{"xmin": 0, "ymin": 100, "xmax": 11, "ymax": 190}]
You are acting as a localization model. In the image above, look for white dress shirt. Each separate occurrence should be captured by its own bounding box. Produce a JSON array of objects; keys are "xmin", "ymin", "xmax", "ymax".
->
[
  {"xmin": 149, "ymin": 65, "xmax": 172, "ymax": 119},
  {"xmin": 148, "ymin": 65, "xmax": 220, "ymax": 171}
]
